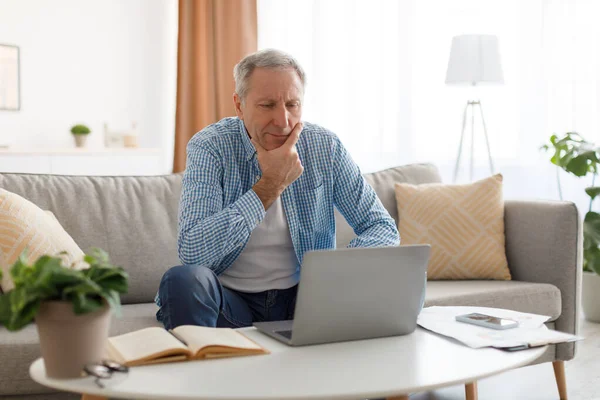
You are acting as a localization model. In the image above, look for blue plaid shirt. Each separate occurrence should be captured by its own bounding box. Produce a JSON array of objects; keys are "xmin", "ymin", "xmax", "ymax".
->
[{"xmin": 178, "ymin": 117, "xmax": 399, "ymax": 275}]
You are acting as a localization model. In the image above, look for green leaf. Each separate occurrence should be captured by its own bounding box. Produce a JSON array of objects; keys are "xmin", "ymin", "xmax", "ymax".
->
[
  {"xmin": 559, "ymin": 149, "xmax": 576, "ymax": 169},
  {"xmin": 550, "ymin": 151, "xmax": 561, "ymax": 166},
  {"xmin": 84, "ymin": 248, "xmax": 109, "ymax": 267},
  {"xmin": 5, "ymin": 288, "xmax": 41, "ymax": 331},
  {"xmin": 31, "ymin": 257, "xmax": 71, "ymax": 297},
  {"xmin": 72, "ymin": 292, "xmax": 103, "ymax": 315},
  {"xmin": 583, "ymin": 212, "xmax": 600, "ymax": 274},
  {"xmin": 566, "ymin": 154, "xmax": 592, "ymax": 177},
  {"xmin": 85, "ymin": 267, "xmax": 129, "ymax": 294},
  {"xmin": 10, "ymin": 287, "xmax": 33, "ymax": 314},
  {"xmin": 586, "ymin": 187, "xmax": 600, "ymax": 200},
  {"xmin": 102, "ymin": 289, "xmax": 122, "ymax": 317},
  {"xmin": 62, "ymin": 279, "xmax": 103, "ymax": 301},
  {"xmin": 10, "ymin": 254, "xmax": 32, "ymax": 287},
  {"xmin": 13, "ymin": 298, "xmax": 41, "ymax": 330},
  {"xmin": 541, "ymin": 132, "xmax": 599, "ymax": 177},
  {"xmin": 585, "ymin": 246, "xmax": 600, "ymax": 274},
  {"xmin": 0, "ymin": 295, "xmax": 10, "ymax": 326},
  {"xmin": 584, "ymin": 212, "xmax": 600, "ymax": 246},
  {"xmin": 591, "ymin": 256, "xmax": 600, "ymax": 275}
]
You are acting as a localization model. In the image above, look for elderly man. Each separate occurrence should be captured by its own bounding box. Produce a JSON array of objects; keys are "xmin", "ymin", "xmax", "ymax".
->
[{"xmin": 156, "ymin": 49, "xmax": 399, "ymax": 330}]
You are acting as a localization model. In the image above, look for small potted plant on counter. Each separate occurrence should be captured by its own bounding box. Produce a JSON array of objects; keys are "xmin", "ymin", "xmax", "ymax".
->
[{"xmin": 70, "ymin": 124, "xmax": 91, "ymax": 148}]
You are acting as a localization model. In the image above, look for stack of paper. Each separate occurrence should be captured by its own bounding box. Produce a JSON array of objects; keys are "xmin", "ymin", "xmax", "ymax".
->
[{"xmin": 417, "ymin": 306, "xmax": 582, "ymax": 349}]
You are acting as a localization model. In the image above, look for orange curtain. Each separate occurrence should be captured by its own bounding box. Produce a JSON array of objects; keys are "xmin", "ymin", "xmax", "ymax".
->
[{"xmin": 173, "ymin": 0, "xmax": 257, "ymax": 173}]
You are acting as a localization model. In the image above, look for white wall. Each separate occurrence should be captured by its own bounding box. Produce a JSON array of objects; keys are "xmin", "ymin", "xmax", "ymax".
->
[{"xmin": 0, "ymin": 0, "xmax": 178, "ymax": 173}]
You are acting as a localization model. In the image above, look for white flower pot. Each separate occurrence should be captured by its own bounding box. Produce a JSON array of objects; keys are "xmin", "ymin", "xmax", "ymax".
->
[
  {"xmin": 35, "ymin": 301, "xmax": 111, "ymax": 378},
  {"xmin": 582, "ymin": 271, "xmax": 600, "ymax": 323},
  {"xmin": 73, "ymin": 135, "xmax": 88, "ymax": 148}
]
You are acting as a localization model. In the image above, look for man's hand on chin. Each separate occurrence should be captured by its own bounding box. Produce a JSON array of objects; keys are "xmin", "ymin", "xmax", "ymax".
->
[{"xmin": 252, "ymin": 122, "xmax": 304, "ymax": 210}]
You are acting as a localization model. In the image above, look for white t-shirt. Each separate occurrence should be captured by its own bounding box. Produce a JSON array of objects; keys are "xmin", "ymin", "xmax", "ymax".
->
[{"xmin": 218, "ymin": 197, "xmax": 299, "ymax": 293}]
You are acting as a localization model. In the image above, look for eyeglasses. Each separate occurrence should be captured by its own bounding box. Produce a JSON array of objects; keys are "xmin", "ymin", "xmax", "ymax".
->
[{"xmin": 83, "ymin": 360, "xmax": 129, "ymax": 388}]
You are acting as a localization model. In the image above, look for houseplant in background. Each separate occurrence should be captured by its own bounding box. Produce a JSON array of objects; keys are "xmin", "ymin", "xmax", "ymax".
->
[
  {"xmin": 0, "ymin": 248, "xmax": 128, "ymax": 378},
  {"xmin": 542, "ymin": 132, "xmax": 600, "ymax": 322},
  {"xmin": 70, "ymin": 124, "xmax": 91, "ymax": 148}
]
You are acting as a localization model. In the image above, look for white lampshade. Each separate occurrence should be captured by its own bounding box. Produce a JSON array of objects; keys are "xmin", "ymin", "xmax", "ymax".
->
[{"xmin": 445, "ymin": 35, "xmax": 504, "ymax": 85}]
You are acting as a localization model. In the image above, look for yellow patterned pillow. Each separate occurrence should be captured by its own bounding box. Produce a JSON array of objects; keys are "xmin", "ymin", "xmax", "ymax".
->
[
  {"xmin": 394, "ymin": 174, "xmax": 510, "ymax": 280},
  {"xmin": 0, "ymin": 189, "xmax": 85, "ymax": 291}
]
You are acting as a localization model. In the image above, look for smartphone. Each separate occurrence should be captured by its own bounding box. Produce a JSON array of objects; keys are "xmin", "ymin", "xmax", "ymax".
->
[{"xmin": 455, "ymin": 312, "xmax": 519, "ymax": 330}]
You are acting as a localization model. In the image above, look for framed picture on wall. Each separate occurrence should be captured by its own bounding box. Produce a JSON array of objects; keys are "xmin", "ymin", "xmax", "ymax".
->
[{"xmin": 0, "ymin": 44, "xmax": 20, "ymax": 111}]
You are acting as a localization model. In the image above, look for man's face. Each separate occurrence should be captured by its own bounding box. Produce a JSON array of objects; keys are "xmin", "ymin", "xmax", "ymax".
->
[{"xmin": 234, "ymin": 67, "xmax": 303, "ymax": 151}]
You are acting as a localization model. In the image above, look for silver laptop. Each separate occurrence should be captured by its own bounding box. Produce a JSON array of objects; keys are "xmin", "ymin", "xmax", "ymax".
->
[{"xmin": 253, "ymin": 244, "xmax": 430, "ymax": 346}]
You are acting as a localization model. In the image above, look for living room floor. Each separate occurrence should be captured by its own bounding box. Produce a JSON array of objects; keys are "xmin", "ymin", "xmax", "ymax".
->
[{"xmin": 410, "ymin": 316, "xmax": 600, "ymax": 400}]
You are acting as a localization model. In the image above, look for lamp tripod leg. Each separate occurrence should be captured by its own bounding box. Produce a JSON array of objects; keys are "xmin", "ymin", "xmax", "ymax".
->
[
  {"xmin": 477, "ymin": 102, "xmax": 495, "ymax": 175},
  {"xmin": 453, "ymin": 102, "xmax": 470, "ymax": 183},
  {"xmin": 470, "ymin": 102, "xmax": 475, "ymax": 181}
]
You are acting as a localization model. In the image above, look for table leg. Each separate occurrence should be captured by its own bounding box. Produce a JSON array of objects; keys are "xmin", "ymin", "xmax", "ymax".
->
[
  {"xmin": 465, "ymin": 381, "xmax": 478, "ymax": 400},
  {"xmin": 553, "ymin": 360, "xmax": 568, "ymax": 400},
  {"xmin": 81, "ymin": 394, "xmax": 108, "ymax": 400},
  {"xmin": 386, "ymin": 396, "xmax": 409, "ymax": 400}
]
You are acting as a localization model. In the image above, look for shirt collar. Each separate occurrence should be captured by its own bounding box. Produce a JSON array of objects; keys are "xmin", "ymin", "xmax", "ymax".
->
[{"xmin": 238, "ymin": 118, "xmax": 257, "ymax": 162}]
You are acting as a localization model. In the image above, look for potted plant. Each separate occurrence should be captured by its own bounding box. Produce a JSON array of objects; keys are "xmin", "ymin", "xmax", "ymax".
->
[
  {"xmin": 542, "ymin": 132, "xmax": 600, "ymax": 322},
  {"xmin": 70, "ymin": 124, "xmax": 91, "ymax": 148},
  {"xmin": 0, "ymin": 248, "xmax": 128, "ymax": 378}
]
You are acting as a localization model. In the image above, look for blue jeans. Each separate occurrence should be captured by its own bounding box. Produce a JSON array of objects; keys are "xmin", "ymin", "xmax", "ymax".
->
[{"xmin": 156, "ymin": 264, "xmax": 298, "ymax": 330}]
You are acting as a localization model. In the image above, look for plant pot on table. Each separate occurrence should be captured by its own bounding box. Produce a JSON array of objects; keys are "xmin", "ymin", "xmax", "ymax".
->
[{"xmin": 35, "ymin": 301, "xmax": 111, "ymax": 379}]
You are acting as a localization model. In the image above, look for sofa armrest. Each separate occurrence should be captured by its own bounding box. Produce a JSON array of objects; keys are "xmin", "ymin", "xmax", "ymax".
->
[{"xmin": 504, "ymin": 200, "xmax": 582, "ymax": 360}]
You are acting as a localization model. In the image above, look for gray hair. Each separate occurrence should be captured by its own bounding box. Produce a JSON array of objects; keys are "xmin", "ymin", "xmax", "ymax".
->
[{"xmin": 233, "ymin": 49, "xmax": 306, "ymax": 101}]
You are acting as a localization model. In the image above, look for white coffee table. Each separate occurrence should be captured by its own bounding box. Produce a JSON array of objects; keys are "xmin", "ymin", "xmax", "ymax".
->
[{"xmin": 30, "ymin": 327, "xmax": 545, "ymax": 400}]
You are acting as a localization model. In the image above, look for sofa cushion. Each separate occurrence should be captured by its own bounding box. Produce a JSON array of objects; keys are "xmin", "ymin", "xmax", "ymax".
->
[
  {"xmin": 394, "ymin": 174, "xmax": 511, "ymax": 280},
  {"xmin": 425, "ymin": 280, "xmax": 562, "ymax": 321},
  {"xmin": 336, "ymin": 163, "xmax": 442, "ymax": 248},
  {"xmin": 0, "ymin": 173, "xmax": 182, "ymax": 303},
  {"xmin": 0, "ymin": 189, "xmax": 85, "ymax": 291},
  {"xmin": 0, "ymin": 303, "xmax": 161, "ymax": 396}
]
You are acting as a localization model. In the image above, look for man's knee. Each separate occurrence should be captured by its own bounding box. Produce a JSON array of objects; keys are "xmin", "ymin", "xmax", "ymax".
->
[
  {"xmin": 157, "ymin": 265, "xmax": 223, "ymax": 329},
  {"xmin": 159, "ymin": 264, "xmax": 221, "ymax": 301},
  {"xmin": 164, "ymin": 264, "xmax": 217, "ymax": 285}
]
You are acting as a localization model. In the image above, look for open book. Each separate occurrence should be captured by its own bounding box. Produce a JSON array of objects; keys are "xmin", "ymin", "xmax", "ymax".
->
[{"xmin": 107, "ymin": 326, "xmax": 269, "ymax": 367}]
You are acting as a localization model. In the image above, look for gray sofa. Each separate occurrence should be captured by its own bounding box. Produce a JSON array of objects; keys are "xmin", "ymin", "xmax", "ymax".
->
[{"xmin": 0, "ymin": 163, "xmax": 581, "ymax": 399}]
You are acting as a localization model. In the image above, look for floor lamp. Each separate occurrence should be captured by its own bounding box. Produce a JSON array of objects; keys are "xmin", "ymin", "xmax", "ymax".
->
[{"xmin": 445, "ymin": 34, "xmax": 504, "ymax": 183}]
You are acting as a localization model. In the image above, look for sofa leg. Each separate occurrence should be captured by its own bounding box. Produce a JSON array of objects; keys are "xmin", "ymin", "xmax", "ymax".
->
[
  {"xmin": 553, "ymin": 360, "xmax": 568, "ymax": 400},
  {"xmin": 465, "ymin": 381, "xmax": 478, "ymax": 400}
]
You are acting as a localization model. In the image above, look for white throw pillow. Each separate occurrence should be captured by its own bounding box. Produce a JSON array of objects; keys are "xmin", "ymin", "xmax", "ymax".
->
[{"xmin": 0, "ymin": 189, "xmax": 85, "ymax": 291}]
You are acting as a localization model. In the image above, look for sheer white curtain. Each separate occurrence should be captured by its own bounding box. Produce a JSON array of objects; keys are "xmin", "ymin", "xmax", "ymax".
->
[
  {"xmin": 258, "ymin": 0, "xmax": 413, "ymax": 172},
  {"xmin": 257, "ymin": 0, "xmax": 600, "ymax": 208}
]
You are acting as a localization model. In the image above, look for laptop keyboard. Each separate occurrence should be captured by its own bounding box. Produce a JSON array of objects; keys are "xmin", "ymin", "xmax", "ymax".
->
[{"xmin": 275, "ymin": 329, "xmax": 293, "ymax": 339}]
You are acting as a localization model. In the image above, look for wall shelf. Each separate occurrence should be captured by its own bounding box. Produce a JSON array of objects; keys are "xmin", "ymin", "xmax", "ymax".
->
[{"xmin": 0, "ymin": 148, "xmax": 165, "ymax": 176}]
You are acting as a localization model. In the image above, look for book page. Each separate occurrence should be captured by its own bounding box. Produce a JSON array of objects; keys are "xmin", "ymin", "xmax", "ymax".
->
[
  {"xmin": 173, "ymin": 325, "xmax": 262, "ymax": 355},
  {"xmin": 108, "ymin": 327, "xmax": 191, "ymax": 366}
]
